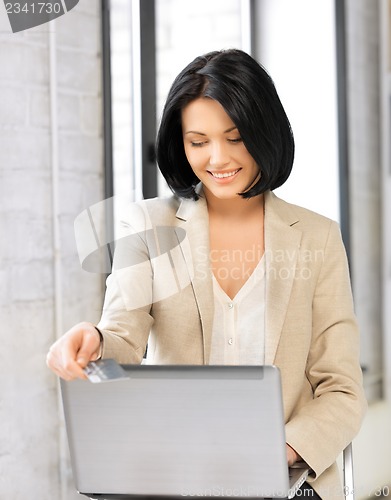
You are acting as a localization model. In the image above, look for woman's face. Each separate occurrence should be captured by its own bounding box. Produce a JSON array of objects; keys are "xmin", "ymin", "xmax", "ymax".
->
[{"xmin": 181, "ymin": 98, "xmax": 260, "ymax": 201}]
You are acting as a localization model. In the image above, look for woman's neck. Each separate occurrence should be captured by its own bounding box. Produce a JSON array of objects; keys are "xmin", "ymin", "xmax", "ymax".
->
[{"xmin": 204, "ymin": 188, "xmax": 264, "ymax": 220}]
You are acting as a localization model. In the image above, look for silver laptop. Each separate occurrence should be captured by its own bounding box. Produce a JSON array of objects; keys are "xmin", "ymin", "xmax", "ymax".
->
[{"xmin": 60, "ymin": 364, "xmax": 309, "ymax": 499}]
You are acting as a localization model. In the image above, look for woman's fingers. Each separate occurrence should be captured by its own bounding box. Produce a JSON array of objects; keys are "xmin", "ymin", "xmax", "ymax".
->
[{"xmin": 46, "ymin": 322, "xmax": 101, "ymax": 380}]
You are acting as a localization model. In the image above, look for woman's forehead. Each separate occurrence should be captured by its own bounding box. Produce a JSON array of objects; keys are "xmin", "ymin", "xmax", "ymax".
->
[{"xmin": 181, "ymin": 98, "xmax": 236, "ymax": 132}]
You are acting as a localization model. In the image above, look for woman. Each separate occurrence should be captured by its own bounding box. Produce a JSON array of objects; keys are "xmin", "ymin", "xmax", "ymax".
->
[{"xmin": 47, "ymin": 49, "xmax": 366, "ymax": 499}]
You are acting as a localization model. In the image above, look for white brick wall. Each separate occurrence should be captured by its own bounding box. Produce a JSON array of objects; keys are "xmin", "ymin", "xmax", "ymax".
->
[{"xmin": 0, "ymin": 1, "xmax": 104, "ymax": 498}]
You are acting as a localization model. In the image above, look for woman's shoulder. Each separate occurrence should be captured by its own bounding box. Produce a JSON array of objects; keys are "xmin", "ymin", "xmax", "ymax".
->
[
  {"xmin": 267, "ymin": 190, "xmax": 337, "ymax": 229},
  {"xmin": 119, "ymin": 194, "xmax": 184, "ymax": 229},
  {"xmin": 145, "ymin": 194, "xmax": 200, "ymax": 221},
  {"xmin": 266, "ymin": 191, "xmax": 343, "ymax": 251},
  {"xmin": 141, "ymin": 194, "xmax": 181, "ymax": 212}
]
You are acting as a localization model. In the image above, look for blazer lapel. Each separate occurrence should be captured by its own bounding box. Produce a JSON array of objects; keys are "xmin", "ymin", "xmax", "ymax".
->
[
  {"xmin": 264, "ymin": 191, "xmax": 302, "ymax": 364},
  {"xmin": 175, "ymin": 195, "xmax": 214, "ymax": 364},
  {"xmin": 173, "ymin": 190, "xmax": 302, "ymax": 366}
]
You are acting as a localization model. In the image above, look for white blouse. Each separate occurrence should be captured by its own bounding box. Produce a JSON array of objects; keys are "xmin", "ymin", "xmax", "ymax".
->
[{"xmin": 208, "ymin": 256, "xmax": 266, "ymax": 365}]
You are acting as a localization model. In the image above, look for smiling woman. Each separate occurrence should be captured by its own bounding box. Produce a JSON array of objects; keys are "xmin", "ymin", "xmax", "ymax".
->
[{"xmin": 47, "ymin": 48, "xmax": 366, "ymax": 500}]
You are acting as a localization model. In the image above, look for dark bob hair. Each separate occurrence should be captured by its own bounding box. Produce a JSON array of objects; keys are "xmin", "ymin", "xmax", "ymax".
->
[{"xmin": 156, "ymin": 49, "xmax": 295, "ymax": 200}]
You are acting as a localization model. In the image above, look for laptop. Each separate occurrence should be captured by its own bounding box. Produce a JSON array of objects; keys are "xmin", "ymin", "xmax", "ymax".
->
[{"xmin": 60, "ymin": 364, "xmax": 310, "ymax": 499}]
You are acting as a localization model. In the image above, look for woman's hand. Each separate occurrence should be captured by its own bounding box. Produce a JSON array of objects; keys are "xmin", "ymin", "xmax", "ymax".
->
[
  {"xmin": 46, "ymin": 322, "xmax": 102, "ymax": 380},
  {"xmin": 286, "ymin": 444, "xmax": 301, "ymax": 466}
]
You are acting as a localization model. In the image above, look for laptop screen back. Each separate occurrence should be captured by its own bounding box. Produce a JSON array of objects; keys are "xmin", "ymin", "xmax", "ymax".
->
[{"xmin": 61, "ymin": 365, "xmax": 292, "ymax": 498}]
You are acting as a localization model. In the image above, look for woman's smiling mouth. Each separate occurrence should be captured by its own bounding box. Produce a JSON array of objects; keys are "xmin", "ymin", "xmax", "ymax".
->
[{"xmin": 209, "ymin": 168, "xmax": 241, "ymax": 179}]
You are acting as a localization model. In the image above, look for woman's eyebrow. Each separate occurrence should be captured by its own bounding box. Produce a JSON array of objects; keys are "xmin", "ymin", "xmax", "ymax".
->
[
  {"xmin": 184, "ymin": 126, "xmax": 238, "ymax": 135},
  {"xmin": 224, "ymin": 126, "xmax": 238, "ymax": 133},
  {"xmin": 184, "ymin": 130, "xmax": 207, "ymax": 136}
]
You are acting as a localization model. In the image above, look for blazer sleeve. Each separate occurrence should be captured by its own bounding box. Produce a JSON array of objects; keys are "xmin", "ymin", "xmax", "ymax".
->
[
  {"xmin": 284, "ymin": 220, "xmax": 367, "ymax": 478},
  {"xmin": 96, "ymin": 204, "xmax": 155, "ymax": 364}
]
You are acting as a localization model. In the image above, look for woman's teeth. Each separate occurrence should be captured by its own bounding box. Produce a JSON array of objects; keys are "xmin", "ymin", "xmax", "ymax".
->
[{"xmin": 211, "ymin": 169, "xmax": 239, "ymax": 178}]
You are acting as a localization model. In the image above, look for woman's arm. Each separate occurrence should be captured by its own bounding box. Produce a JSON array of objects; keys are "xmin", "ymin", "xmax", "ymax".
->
[
  {"xmin": 47, "ymin": 203, "xmax": 156, "ymax": 377},
  {"xmin": 285, "ymin": 221, "xmax": 367, "ymax": 478}
]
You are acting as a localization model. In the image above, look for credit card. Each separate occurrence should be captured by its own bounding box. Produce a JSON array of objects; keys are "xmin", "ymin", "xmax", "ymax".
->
[{"xmin": 83, "ymin": 359, "xmax": 129, "ymax": 383}]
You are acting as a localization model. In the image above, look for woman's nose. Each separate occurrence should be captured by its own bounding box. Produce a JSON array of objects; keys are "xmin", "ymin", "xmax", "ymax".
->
[{"xmin": 209, "ymin": 142, "xmax": 230, "ymax": 167}]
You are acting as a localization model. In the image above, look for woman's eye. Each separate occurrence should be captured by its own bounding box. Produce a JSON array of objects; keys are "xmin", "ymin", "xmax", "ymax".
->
[
  {"xmin": 228, "ymin": 137, "xmax": 243, "ymax": 144},
  {"xmin": 190, "ymin": 141, "xmax": 206, "ymax": 147}
]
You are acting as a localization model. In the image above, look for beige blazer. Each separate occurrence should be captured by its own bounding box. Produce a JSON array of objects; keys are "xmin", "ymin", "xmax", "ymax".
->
[{"xmin": 98, "ymin": 190, "xmax": 367, "ymax": 500}]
